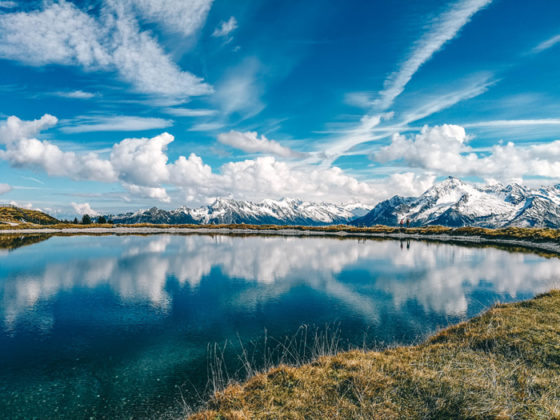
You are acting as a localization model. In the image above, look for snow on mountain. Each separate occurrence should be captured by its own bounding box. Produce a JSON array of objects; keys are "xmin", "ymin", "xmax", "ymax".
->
[
  {"xmin": 110, "ymin": 198, "xmax": 371, "ymax": 226},
  {"xmin": 351, "ymin": 177, "xmax": 560, "ymax": 228}
]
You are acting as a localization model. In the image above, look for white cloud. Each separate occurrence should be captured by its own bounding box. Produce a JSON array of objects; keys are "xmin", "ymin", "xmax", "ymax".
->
[
  {"xmin": 321, "ymin": 3, "xmax": 494, "ymax": 164},
  {"xmin": 163, "ymin": 108, "xmax": 218, "ymax": 117},
  {"xmin": 323, "ymin": 112, "xmax": 393, "ymax": 162},
  {"xmin": 53, "ymin": 90, "xmax": 98, "ymax": 99},
  {"xmin": 0, "ymin": 115, "xmax": 116, "ymax": 182},
  {"xmin": 214, "ymin": 57, "xmax": 264, "ymax": 118},
  {"xmin": 71, "ymin": 202, "xmax": 100, "ymax": 216},
  {"xmin": 400, "ymin": 75, "xmax": 494, "ymax": 125},
  {"xmin": 110, "ymin": 133, "xmax": 173, "ymax": 186},
  {"xmin": 188, "ymin": 122, "xmax": 225, "ymax": 132},
  {"xmin": 344, "ymin": 91, "xmax": 375, "ymax": 109},
  {"xmin": 0, "ymin": 1, "xmax": 212, "ymax": 99},
  {"xmin": 105, "ymin": 2, "xmax": 212, "ymax": 98},
  {"xmin": 374, "ymin": 124, "xmax": 560, "ymax": 180},
  {"xmin": 61, "ymin": 115, "xmax": 173, "ymax": 133},
  {"xmin": 464, "ymin": 119, "xmax": 560, "ymax": 128},
  {"xmin": 212, "ymin": 16, "xmax": 238, "ymax": 38},
  {"xmin": 0, "ymin": 2, "xmax": 111, "ymax": 68},
  {"xmin": 0, "ymin": 183, "xmax": 11, "ymax": 195},
  {"xmin": 533, "ymin": 33, "xmax": 560, "ymax": 53},
  {"xmin": 123, "ymin": 184, "xmax": 170, "ymax": 203},
  {"xmin": 0, "ymin": 114, "xmax": 436, "ymax": 205},
  {"xmin": 0, "ymin": 1, "xmax": 18, "ymax": 9},
  {"xmin": 217, "ymin": 130, "xmax": 302, "ymax": 158},
  {"xmin": 374, "ymin": 0, "xmax": 492, "ymax": 110},
  {"xmin": 129, "ymin": 0, "xmax": 213, "ymax": 37}
]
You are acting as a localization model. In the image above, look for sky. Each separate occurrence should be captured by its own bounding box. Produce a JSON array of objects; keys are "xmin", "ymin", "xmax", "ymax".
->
[{"xmin": 0, "ymin": 0, "xmax": 559, "ymax": 217}]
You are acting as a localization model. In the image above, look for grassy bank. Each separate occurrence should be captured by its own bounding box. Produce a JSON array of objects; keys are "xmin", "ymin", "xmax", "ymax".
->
[
  {"xmin": 1, "ymin": 222, "xmax": 560, "ymax": 242},
  {"xmin": 191, "ymin": 291, "xmax": 560, "ymax": 419}
]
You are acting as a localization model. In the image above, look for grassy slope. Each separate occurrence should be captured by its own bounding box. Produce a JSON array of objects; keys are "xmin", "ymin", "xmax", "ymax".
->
[
  {"xmin": 0, "ymin": 206, "xmax": 59, "ymax": 225},
  {"xmin": 1, "ymin": 221, "xmax": 560, "ymax": 243},
  {"xmin": 192, "ymin": 291, "xmax": 560, "ymax": 419}
]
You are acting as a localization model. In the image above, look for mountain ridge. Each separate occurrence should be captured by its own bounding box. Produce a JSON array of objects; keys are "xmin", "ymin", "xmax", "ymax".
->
[
  {"xmin": 351, "ymin": 177, "xmax": 560, "ymax": 228},
  {"xmin": 108, "ymin": 198, "xmax": 371, "ymax": 226}
]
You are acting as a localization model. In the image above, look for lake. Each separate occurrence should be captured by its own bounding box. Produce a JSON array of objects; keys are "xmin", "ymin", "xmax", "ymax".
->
[{"xmin": 1, "ymin": 234, "xmax": 559, "ymax": 418}]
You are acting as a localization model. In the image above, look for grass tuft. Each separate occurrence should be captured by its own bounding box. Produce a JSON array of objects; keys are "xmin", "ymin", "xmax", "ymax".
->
[{"xmin": 191, "ymin": 291, "xmax": 560, "ymax": 419}]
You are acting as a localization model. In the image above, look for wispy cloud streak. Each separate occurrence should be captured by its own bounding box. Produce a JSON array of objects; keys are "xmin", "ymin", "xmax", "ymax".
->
[
  {"xmin": 533, "ymin": 34, "xmax": 560, "ymax": 53},
  {"xmin": 374, "ymin": 0, "xmax": 492, "ymax": 110},
  {"xmin": 464, "ymin": 119, "xmax": 560, "ymax": 128}
]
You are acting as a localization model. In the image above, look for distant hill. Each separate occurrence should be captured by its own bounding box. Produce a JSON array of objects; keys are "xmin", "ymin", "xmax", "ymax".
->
[
  {"xmin": 0, "ymin": 205, "xmax": 59, "ymax": 226},
  {"xmin": 351, "ymin": 177, "xmax": 560, "ymax": 228},
  {"xmin": 109, "ymin": 198, "xmax": 371, "ymax": 226}
]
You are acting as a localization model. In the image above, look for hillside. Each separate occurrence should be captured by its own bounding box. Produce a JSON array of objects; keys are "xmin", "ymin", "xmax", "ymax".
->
[
  {"xmin": 0, "ymin": 206, "xmax": 59, "ymax": 226},
  {"xmin": 352, "ymin": 177, "xmax": 560, "ymax": 228},
  {"xmin": 192, "ymin": 290, "xmax": 560, "ymax": 419}
]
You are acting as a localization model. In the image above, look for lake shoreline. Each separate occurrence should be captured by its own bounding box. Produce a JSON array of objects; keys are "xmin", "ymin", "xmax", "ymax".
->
[
  {"xmin": 191, "ymin": 290, "xmax": 560, "ymax": 418},
  {"xmin": 2, "ymin": 225, "xmax": 560, "ymax": 255}
]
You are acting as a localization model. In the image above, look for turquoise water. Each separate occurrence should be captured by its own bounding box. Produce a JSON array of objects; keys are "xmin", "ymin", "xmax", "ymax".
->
[{"xmin": 0, "ymin": 234, "xmax": 558, "ymax": 418}]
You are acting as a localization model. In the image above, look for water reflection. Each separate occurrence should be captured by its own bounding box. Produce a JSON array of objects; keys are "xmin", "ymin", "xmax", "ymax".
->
[
  {"xmin": 1, "ymin": 234, "xmax": 559, "ymax": 418},
  {"xmin": 1, "ymin": 234, "xmax": 559, "ymax": 331}
]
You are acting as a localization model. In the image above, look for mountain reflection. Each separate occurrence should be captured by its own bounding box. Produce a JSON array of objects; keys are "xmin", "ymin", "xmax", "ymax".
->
[{"xmin": 1, "ymin": 234, "xmax": 559, "ymax": 330}]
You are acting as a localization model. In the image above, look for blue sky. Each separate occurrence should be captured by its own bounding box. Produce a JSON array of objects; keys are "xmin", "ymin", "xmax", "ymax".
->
[{"xmin": 0, "ymin": 0, "xmax": 559, "ymax": 217}]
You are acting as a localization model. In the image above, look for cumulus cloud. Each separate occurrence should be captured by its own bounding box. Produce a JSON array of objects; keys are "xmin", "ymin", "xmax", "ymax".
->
[
  {"xmin": 0, "ymin": 1, "xmax": 212, "ymax": 99},
  {"xmin": 0, "ymin": 115, "xmax": 116, "ymax": 182},
  {"xmin": 111, "ymin": 133, "xmax": 173, "ymax": 186},
  {"xmin": 0, "ymin": 183, "xmax": 11, "ymax": 195},
  {"xmin": 0, "ymin": 114, "xmax": 440, "ymax": 205},
  {"xmin": 212, "ymin": 16, "xmax": 238, "ymax": 38},
  {"xmin": 374, "ymin": 124, "xmax": 560, "ymax": 180},
  {"xmin": 71, "ymin": 202, "xmax": 100, "ymax": 216},
  {"xmin": 217, "ymin": 130, "xmax": 302, "ymax": 158}
]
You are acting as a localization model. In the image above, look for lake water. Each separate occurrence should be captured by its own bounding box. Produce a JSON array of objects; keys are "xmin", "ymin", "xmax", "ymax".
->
[{"xmin": 1, "ymin": 234, "xmax": 559, "ymax": 418}]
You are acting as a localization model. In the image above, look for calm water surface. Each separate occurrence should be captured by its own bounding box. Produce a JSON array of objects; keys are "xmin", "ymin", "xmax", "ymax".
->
[{"xmin": 1, "ymin": 234, "xmax": 558, "ymax": 418}]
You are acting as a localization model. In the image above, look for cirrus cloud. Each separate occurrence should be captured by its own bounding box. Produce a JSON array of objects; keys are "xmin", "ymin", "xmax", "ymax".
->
[{"xmin": 217, "ymin": 130, "xmax": 303, "ymax": 158}]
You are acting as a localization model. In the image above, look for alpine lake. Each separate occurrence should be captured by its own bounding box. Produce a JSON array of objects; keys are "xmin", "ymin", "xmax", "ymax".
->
[{"xmin": 1, "ymin": 233, "xmax": 559, "ymax": 418}]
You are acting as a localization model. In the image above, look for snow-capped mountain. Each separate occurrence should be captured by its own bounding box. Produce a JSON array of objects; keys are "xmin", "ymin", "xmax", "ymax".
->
[
  {"xmin": 351, "ymin": 177, "xmax": 560, "ymax": 228},
  {"xmin": 110, "ymin": 198, "xmax": 371, "ymax": 226}
]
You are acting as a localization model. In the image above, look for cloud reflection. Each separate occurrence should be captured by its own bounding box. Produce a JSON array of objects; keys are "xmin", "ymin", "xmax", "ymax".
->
[{"xmin": 1, "ymin": 235, "xmax": 559, "ymax": 330}]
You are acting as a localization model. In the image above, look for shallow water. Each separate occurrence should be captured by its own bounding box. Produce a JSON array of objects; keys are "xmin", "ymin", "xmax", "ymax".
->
[{"xmin": 0, "ymin": 234, "xmax": 558, "ymax": 418}]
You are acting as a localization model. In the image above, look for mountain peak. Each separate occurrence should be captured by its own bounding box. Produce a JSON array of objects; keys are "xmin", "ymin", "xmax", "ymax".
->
[{"xmin": 352, "ymin": 178, "xmax": 560, "ymax": 228}]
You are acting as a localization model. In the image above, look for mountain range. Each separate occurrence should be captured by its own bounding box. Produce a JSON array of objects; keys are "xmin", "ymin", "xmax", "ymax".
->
[
  {"xmin": 103, "ymin": 177, "xmax": 560, "ymax": 228},
  {"xmin": 109, "ymin": 198, "xmax": 371, "ymax": 226},
  {"xmin": 352, "ymin": 177, "xmax": 560, "ymax": 228}
]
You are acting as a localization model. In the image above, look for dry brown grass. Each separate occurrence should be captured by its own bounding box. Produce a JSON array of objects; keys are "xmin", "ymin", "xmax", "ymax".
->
[
  {"xmin": 0, "ymin": 206, "xmax": 59, "ymax": 225},
  {"xmin": 191, "ymin": 291, "xmax": 560, "ymax": 419},
  {"xmin": 2, "ymin": 220, "xmax": 560, "ymax": 244}
]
